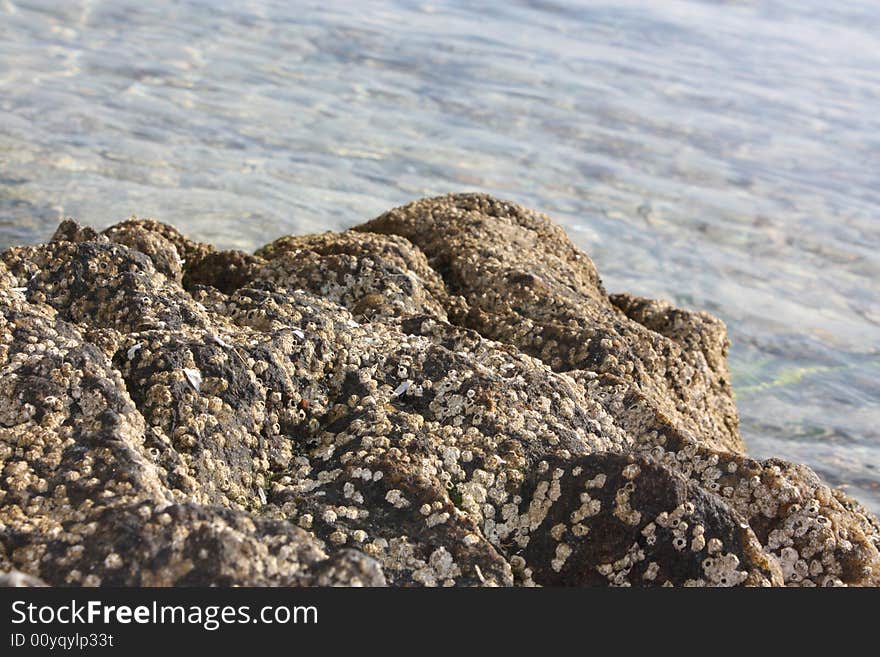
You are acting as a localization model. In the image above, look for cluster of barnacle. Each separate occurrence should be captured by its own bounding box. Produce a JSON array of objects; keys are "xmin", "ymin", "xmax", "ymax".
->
[
  {"xmin": 1, "ymin": 194, "xmax": 878, "ymax": 587},
  {"xmin": 573, "ymin": 354, "xmax": 880, "ymax": 586},
  {"xmin": 360, "ymin": 195, "xmax": 744, "ymax": 455},
  {"xmin": 252, "ymin": 250, "xmax": 444, "ymax": 323},
  {"xmin": 635, "ymin": 441, "xmax": 879, "ymax": 586}
]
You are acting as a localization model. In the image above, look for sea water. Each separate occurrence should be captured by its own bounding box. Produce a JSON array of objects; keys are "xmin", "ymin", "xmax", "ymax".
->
[{"xmin": 1, "ymin": 0, "xmax": 878, "ymax": 512}]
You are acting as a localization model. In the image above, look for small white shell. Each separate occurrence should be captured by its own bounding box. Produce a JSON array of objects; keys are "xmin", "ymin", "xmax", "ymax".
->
[
  {"xmin": 127, "ymin": 343, "xmax": 142, "ymax": 360},
  {"xmin": 183, "ymin": 367, "xmax": 202, "ymax": 392}
]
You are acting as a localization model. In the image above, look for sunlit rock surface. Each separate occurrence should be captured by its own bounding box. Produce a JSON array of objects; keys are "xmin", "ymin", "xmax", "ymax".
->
[{"xmin": 1, "ymin": 193, "xmax": 878, "ymax": 587}]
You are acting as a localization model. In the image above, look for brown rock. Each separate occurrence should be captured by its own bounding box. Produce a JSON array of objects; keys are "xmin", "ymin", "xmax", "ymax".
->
[{"xmin": 1, "ymin": 193, "xmax": 877, "ymax": 587}]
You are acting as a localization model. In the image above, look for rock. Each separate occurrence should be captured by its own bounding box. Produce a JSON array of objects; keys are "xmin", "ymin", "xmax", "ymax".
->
[
  {"xmin": 0, "ymin": 193, "xmax": 877, "ymax": 587},
  {"xmin": 102, "ymin": 220, "xmax": 185, "ymax": 284},
  {"xmin": 359, "ymin": 194, "xmax": 741, "ymax": 453}
]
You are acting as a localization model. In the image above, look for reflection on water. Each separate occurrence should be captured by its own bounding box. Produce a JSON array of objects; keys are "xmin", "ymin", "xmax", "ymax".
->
[{"xmin": 1, "ymin": 0, "xmax": 878, "ymax": 511}]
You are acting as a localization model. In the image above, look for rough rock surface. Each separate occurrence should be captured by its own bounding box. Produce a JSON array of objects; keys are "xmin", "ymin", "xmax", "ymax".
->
[{"xmin": 1, "ymin": 193, "xmax": 878, "ymax": 587}]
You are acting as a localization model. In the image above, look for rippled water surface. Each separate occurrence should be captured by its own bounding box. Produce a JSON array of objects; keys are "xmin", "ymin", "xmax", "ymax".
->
[{"xmin": 2, "ymin": 0, "xmax": 879, "ymax": 511}]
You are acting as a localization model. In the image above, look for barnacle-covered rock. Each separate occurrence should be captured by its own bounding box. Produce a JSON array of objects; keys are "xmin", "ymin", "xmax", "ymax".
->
[
  {"xmin": 1, "ymin": 193, "xmax": 878, "ymax": 587},
  {"xmin": 359, "ymin": 194, "xmax": 741, "ymax": 454},
  {"xmin": 103, "ymin": 220, "xmax": 185, "ymax": 284}
]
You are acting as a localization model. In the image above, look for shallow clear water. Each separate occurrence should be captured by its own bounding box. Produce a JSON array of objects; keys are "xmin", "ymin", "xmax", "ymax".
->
[{"xmin": 1, "ymin": 0, "xmax": 878, "ymax": 512}]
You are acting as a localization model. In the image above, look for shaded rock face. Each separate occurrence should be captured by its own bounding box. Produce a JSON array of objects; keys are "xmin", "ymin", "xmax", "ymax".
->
[{"xmin": 0, "ymin": 194, "xmax": 878, "ymax": 587}]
